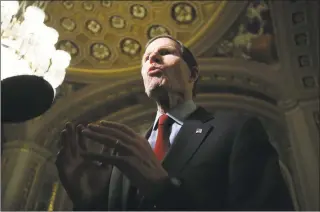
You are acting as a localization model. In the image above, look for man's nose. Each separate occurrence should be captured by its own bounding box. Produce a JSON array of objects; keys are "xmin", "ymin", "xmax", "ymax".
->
[{"xmin": 149, "ymin": 52, "xmax": 161, "ymax": 64}]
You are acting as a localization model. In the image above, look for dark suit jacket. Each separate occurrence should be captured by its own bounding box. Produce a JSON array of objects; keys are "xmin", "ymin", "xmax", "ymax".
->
[{"xmin": 76, "ymin": 107, "xmax": 294, "ymax": 211}]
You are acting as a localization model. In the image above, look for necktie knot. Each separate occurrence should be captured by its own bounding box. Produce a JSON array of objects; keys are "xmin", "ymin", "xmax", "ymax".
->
[{"xmin": 158, "ymin": 114, "xmax": 169, "ymax": 125}]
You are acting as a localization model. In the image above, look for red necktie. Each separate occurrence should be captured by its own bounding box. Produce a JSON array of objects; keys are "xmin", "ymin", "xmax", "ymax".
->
[{"xmin": 154, "ymin": 114, "xmax": 170, "ymax": 160}]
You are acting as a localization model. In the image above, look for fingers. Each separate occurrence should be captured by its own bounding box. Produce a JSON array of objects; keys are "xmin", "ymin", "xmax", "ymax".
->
[
  {"xmin": 76, "ymin": 124, "xmax": 87, "ymax": 151},
  {"xmin": 81, "ymin": 152, "xmax": 126, "ymax": 167},
  {"xmin": 56, "ymin": 130, "xmax": 70, "ymax": 165},
  {"xmin": 81, "ymin": 128, "xmax": 118, "ymax": 148},
  {"xmin": 60, "ymin": 129, "xmax": 72, "ymax": 153},
  {"xmin": 81, "ymin": 153, "xmax": 133, "ymax": 177},
  {"xmin": 58, "ymin": 122, "xmax": 85, "ymax": 157},
  {"xmin": 81, "ymin": 128, "xmax": 135, "ymax": 156},
  {"xmin": 86, "ymin": 124, "xmax": 133, "ymax": 144},
  {"xmin": 66, "ymin": 122, "xmax": 78, "ymax": 156},
  {"xmin": 99, "ymin": 121, "xmax": 137, "ymax": 137}
]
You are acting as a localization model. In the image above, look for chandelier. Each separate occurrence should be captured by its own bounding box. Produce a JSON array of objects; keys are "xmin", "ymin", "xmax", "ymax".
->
[{"xmin": 1, "ymin": 1, "xmax": 71, "ymax": 123}]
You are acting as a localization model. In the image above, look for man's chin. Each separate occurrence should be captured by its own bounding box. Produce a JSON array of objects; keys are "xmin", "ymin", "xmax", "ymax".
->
[{"xmin": 145, "ymin": 86, "xmax": 167, "ymax": 99}]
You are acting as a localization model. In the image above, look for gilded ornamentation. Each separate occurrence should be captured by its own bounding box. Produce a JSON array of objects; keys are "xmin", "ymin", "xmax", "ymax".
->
[
  {"xmin": 56, "ymin": 40, "xmax": 79, "ymax": 57},
  {"xmin": 60, "ymin": 17, "xmax": 76, "ymax": 32},
  {"xmin": 120, "ymin": 38, "xmax": 141, "ymax": 56},
  {"xmin": 101, "ymin": 0, "xmax": 112, "ymax": 8},
  {"xmin": 90, "ymin": 43, "xmax": 111, "ymax": 61},
  {"xmin": 47, "ymin": 182, "xmax": 59, "ymax": 211},
  {"xmin": 130, "ymin": 4, "xmax": 147, "ymax": 19},
  {"xmin": 171, "ymin": 3, "xmax": 196, "ymax": 24},
  {"xmin": 82, "ymin": 1, "xmax": 94, "ymax": 11},
  {"xmin": 62, "ymin": 1, "xmax": 74, "ymax": 10},
  {"xmin": 43, "ymin": 1, "xmax": 226, "ymax": 72},
  {"xmin": 110, "ymin": 16, "xmax": 126, "ymax": 29},
  {"xmin": 147, "ymin": 25, "xmax": 170, "ymax": 39},
  {"xmin": 86, "ymin": 20, "xmax": 102, "ymax": 34}
]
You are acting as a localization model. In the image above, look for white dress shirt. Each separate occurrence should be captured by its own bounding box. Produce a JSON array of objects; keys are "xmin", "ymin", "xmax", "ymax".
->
[{"xmin": 148, "ymin": 100, "xmax": 197, "ymax": 149}]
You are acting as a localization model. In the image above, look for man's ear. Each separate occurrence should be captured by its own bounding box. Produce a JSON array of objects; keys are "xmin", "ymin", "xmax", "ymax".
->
[{"xmin": 189, "ymin": 66, "xmax": 199, "ymax": 82}]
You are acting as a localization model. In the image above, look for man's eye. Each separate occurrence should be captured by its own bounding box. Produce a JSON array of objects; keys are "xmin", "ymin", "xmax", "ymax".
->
[{"xmin": 159, "ymin": 50, "xmax": 171, "ymax": 55}]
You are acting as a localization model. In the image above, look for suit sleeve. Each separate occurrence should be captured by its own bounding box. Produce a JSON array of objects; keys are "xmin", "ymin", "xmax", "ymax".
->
[
  {"xmin": 140, "ymin": 176, "xmax": 196, "ymax": 210},
  {"xmin": 226, "ymin": 117, "xmax": 294, "ymax": 210}
]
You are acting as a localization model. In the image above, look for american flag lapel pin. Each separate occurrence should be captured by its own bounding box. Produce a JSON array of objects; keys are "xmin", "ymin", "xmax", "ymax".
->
[{"xmin": 196, "ymin": 128, "xmax": 202, "ymax": 134}]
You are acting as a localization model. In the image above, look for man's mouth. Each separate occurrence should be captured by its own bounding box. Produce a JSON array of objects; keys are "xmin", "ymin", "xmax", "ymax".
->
[{"xmin": 148, "ymin": 67, "xmax": 163, "ymax": 76}]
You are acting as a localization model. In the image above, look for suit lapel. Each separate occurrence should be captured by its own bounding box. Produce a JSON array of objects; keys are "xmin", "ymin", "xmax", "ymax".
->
[
  {"xmin": 162, "ymin": 107, "xmax": 214, "ymax": 176},
  {"xmin": 121, "ymin": 108, "xmax": 214, "ymax": 209}
]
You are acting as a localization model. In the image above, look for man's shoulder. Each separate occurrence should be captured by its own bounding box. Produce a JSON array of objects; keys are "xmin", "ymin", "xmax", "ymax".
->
[
  {"xmin": 190, "ymin": 107, "xmax": 264, "ymax": 132},
  {"xmin": 212, "ymin": 110, "xmax": 255, "ymax": 121},
  {"xmin": 205, "ymin": 109, "xmax": 263, "ymax": 131}
]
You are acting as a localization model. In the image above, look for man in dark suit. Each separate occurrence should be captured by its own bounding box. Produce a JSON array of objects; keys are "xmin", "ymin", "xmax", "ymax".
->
[{"xmin": 55, "ymin": 35, "xmax": 294, "ymax": 210}]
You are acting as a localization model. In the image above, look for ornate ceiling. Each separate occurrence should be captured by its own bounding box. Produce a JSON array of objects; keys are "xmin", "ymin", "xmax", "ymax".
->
[
  {"xmin": 4, "ymin": 0, "xmax": 319, "ymax": 149},
  {"xmin": 45, "ymin": 1, "xmax": 227, "ymax": 74}
]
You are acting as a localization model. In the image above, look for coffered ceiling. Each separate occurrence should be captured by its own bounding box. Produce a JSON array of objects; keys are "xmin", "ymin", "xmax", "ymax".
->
[{"xmin": 44, "ymin": 0, "xmax": 228, "ymax": 74}]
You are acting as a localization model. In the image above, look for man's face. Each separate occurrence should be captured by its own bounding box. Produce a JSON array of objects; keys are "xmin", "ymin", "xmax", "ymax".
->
[{"xmin": 141, "ymin": 38, "xmax": 193, "ymax": 99}]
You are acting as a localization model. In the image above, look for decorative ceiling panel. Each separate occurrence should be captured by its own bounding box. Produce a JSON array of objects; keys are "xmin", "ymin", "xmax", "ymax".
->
[{"xmin": 44, "ymin": 1, "xmax": 227, "ymax": 74}]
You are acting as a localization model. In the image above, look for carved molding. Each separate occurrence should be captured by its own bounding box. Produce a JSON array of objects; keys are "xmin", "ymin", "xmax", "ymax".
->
[
  {"xmin": 284, "ymin": 105, "xmax": 320, "ymax": 210},
  {"xmin": 31, "ymin": 89, "xmax": 285, "ymax": 149},
  {"xmin": 198, "ymin": 58, "xmax": 282, "ymax": 99},
  {"xmin": 269, "ymin": 0, "xmax": 319, "ymax": 101},
  {"xmin": 278, "ymin": 99, "xmax": 300, "ymax": 111}
]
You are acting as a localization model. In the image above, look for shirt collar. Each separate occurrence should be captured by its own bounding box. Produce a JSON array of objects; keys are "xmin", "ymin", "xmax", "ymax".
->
[{"xmin": 152, "ymin": 100, "xmax": 197, "ymax": 130}]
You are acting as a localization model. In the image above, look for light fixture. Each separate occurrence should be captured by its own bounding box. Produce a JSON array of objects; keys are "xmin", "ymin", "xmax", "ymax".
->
[{"xmin": 1, "ymin": 1, "xmax": 71, "ymax": 123}]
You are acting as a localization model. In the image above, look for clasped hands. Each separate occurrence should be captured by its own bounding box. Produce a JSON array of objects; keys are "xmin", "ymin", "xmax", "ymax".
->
[{"xmin": 57, "ymin": 121, "xmax": 168, "ymax": 197}]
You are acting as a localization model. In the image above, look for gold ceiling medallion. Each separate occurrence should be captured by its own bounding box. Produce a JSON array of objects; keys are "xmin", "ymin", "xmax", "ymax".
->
[
  {"xmin": 56, "ymin": 40, "xmax": 79, "ymax": 58},
  {"xmin": 120, "ymin": 38, "xmax": 141, "ymax": 57},
  {"xmin": 85, "ymin": 20, "xmax": 102, "ymax": 35},
  {"xmin": 82, "ymin": 2, "xmax": 94, "ymax": 11},
  {"xmin": 147, "ymin": 25, "xmax": 170, "ymax": 39},
  {"xmin": 172, "ymin": 2, "xmax": 196, "ymax": 24},
  {"xmin": 60, "ymin": 17, "xmax": 76, "ymax": 32},
  {"xmin": 130, "ymin": 4, "xmax": 147, "ymax": 19},
  {"xmin": 110, "ymin": 16, "xmax": 126, "ymax": 29},
  {"xmin": 101, "ymin": 1, "xmax": 112, "ymax": 8},
  {"xmin": 90, "ymin": 43, "xmax": 111, "ymax": 61},
  {"xmin": 62, "ymin": 1, "xmax": 73, "ymax": 10}
]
